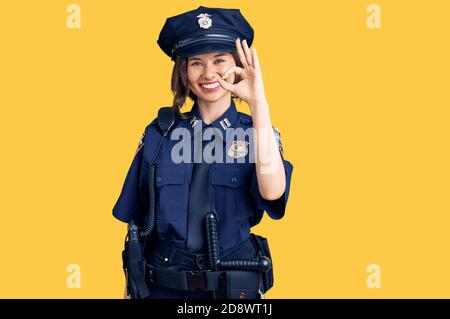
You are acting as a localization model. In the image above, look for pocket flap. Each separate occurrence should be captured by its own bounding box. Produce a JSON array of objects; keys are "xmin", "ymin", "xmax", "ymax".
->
[
  {"xmin": 156, "ymin": 167, "xmax": 185, "ymax": 187},
  {"xmin": 211, "ymin": 167, "xmax": 249, "ymax": 188}
]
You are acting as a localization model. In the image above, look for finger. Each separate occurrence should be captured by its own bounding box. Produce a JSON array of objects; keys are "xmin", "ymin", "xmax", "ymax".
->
[
  {"xmin": 242, "ymin": 39, "xmax": 253, "ymax": 67},
  {"xmin": 222, "ymin": 66, "xmax": 245, "ymax": 79},
  {"xmin": 235, "ymin": 38, "xmax": 249, "ymax": 68},
  {"xmin": 251, "ymin": 47, "xmax": 261, "ymax": 70},
  {"xmin": 217, "ymin": 76, "xmax": 236, "ymax": 93}
]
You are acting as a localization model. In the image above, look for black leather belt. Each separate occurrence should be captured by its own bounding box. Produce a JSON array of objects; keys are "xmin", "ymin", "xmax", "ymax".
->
[{"xmin": 146, "ymin": 264, "xmax": 224, "ymax": 291}]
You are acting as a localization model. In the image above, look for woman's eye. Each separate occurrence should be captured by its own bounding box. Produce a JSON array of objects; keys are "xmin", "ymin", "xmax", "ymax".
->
[
  {"xmin": 191, "ymin": 62, "xmax": 202, "ymax": 66},
  {"xmin": 215, "ymin": 59, "xmax": 225, "ymax": 64}
]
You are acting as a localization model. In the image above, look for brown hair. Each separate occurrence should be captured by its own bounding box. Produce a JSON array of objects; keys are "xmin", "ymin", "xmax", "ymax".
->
[{"xmin": 170, "ymin": 51, "xmax": 243, "ymax": 118}]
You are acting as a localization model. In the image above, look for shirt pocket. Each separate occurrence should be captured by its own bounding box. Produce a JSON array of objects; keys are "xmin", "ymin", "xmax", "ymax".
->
[
  {"xmin": 211, "ymin": 166, "xmax": 251, "ymax": 222},
  {"xmin": 155, "ymin": 166, "xmax": 187, "ymax": 221}
]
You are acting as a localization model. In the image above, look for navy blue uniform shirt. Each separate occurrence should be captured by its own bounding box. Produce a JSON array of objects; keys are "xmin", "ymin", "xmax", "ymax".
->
[{"xmin": 113, "ymin": 100, "xmax": 293, "ymax": 251}]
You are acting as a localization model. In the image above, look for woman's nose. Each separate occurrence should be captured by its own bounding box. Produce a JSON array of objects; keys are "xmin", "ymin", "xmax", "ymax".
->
[{"xmin": 202, "ymin": 64, "xmax": 219, "ymax": 80}]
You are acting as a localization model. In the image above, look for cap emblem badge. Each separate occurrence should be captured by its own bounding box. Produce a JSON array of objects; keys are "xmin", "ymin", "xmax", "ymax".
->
[{"xmin": 197, "ymin": 13, "xmax": 212, "ymax": 29}]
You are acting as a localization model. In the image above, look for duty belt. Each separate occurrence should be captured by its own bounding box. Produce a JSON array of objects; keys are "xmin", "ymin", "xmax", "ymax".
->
[
  {"xmin": 146, "ymin": 265, "xmax": 224, "ymax": 291},
  {"xmin": 145, "ymin": 263, "xmax": 265, "ymax": 299}
]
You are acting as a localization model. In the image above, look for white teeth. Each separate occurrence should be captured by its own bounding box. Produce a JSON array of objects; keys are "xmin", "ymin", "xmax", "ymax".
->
[{"xmin": 201, "ymin": 82, "xmax": 219, "ymax": 89}]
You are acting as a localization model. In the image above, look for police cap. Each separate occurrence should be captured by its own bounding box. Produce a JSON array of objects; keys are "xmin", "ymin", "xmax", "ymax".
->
[{"xmin": 157, "ymin": 6, "xmax": 254, "ymax": 60}]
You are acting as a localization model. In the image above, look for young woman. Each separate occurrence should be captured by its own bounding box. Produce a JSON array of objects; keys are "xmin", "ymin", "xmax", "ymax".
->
[{"xmin": 113, "ymin": 6, "xmax": 293, "ymax": 299}]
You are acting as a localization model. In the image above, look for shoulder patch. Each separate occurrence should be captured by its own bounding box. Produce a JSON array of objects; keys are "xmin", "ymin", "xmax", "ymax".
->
[
  {"xmin": 135, "ymin": 131, "xmax": 145, "ymax": 155},
  {"xmin": 273, "ymin": 127, "xmax": 284, "ymax": 159}
]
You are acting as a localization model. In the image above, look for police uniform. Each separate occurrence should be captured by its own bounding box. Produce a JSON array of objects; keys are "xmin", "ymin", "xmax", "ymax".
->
[{"xmin": 113, "ymin": 6, "xmax": 293, "ymax": 299}]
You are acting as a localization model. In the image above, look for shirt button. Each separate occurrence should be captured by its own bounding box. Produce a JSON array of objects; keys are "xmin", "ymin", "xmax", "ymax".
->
[
  {"xmin": 156, "ymin": 176, "xmax": 162, "ymax": 182},
  {"xmin": 231, "ymin": 177, "xmax": 237, "ymax": 182}
]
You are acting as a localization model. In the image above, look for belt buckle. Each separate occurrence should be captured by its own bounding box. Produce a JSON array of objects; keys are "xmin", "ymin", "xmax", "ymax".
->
[{"xmin": 187, "ymin": 271, "xmax": 206, "ymax": 290}]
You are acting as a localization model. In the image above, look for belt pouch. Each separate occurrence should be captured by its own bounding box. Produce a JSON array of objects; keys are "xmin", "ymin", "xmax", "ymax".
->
[
  {"xmin": 225, "ymin": 270, "xmax": 261, "ymax": 299},
  {"xmin": 250, "ymin": 233, "xmax": 274, "ymax": 293}
]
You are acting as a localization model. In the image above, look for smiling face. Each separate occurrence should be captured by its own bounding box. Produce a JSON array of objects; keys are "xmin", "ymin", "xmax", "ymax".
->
[{"xmin": 187, "ymin": 52, "xmax": 236, "ymax": 103}]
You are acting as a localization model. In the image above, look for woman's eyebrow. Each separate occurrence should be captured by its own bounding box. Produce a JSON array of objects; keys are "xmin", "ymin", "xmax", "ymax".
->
[{"xmin": 188, "ymin": 53, "xmax": 228, "ymax": 61}]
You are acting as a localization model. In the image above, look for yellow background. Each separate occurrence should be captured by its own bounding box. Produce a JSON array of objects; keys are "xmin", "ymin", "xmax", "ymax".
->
[{"xmin": 0, "ymin": 0, "xmax": 449, "ymax": 298}]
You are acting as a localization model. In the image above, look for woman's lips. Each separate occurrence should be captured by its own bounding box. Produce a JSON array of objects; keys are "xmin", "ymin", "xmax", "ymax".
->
[{"xmin": 200, "ymin": 81, "xmax": 221, "ymax": 93}]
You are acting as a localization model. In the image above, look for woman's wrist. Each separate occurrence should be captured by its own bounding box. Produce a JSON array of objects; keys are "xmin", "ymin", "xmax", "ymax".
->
[{"xmin": 248, "ymin": 97, "xmax": 269, "ymax": 114}]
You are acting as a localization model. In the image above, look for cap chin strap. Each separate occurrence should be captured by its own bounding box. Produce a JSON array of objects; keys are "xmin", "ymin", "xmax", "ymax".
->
[{"xmin": 172, "ymin": 33, "xmax": 237, "ymax": 55}]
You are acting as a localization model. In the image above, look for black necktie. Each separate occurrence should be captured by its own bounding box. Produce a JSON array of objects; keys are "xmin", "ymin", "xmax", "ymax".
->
[{"xmin": 186, "ymin": 130, "xmax": 212, "ymax": 252}]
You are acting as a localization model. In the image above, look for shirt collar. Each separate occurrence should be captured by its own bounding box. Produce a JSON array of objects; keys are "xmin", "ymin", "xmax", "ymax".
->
[{"xmin": 188, "ymin": 99, "xmax": 239, "ymax": 135}]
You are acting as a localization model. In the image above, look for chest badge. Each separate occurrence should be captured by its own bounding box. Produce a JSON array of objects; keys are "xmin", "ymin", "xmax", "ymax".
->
[
  {"xmin": 228, "ymin": 141, "xmax": 249, "ymax": 159},
  {"xmin": 197, "ymin": 13, "xmax": 212, "ymax": 29}
]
